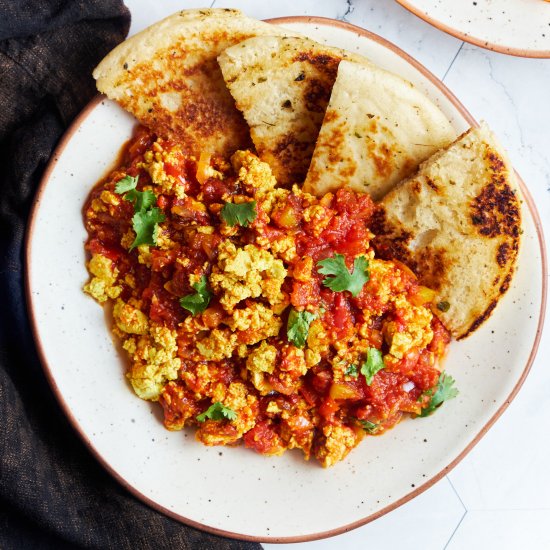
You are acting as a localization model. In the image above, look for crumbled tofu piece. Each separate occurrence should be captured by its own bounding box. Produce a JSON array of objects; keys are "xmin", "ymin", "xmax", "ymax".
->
[
  {"xmin": 315, "ymin": 424, "xmax": 362, "ymax": 468},
  {"xmin": 231, "ymin": 150, "xmax": 277, "ymax": 195},
  {"xmin": 195, "ymin": 381, "xmax": 258, "ymax": 445},
  {"xmin": 248, "ymin": 370, "xmax": 274, "ymax": 396},
  {"xmin": 223, "ymin": 381, "xmax": 258, "ymax": 435},
  {"xmin": 365, "ymin": 259, "xmax": 403, "ymax": 309},
  {"xmin": 196, "ymin": 328, "xmax": 238, "ymax": 361},
  {"xmin": 266, "ymin": 400, "xmax": 283, "ymax": 414},
  {"xmin": 137, "ymin": 244, "xmax": 152, "ymax": 267},
  {"xmin": 210, "ymin": 242, "xmax": 286, "ymax": 312},
  {"xmin": 270, "ymin": 235, "xmax": 297, "ymax": 262},
  {"xmin": 113, "ymin": 299, "xmax": 148, "ymax": 335},
  {"xmin": 120, "ymin": 229, "xmax": 134, "ymax": 250},
  {"xmin": 383, "ymin": 295, "xmax": 433, "ymax": 360},
  {"xmin": 246, "ymin": 341, "xmax": 277, "ymax": 375},
  {"xmin": 91, "ymin": 198, "xmax": 106, "ymax": 213},
  {"xmin": 139, "ymin": 147, "xmax": 184, "ymax": 195},
  {"xmin": 302, "ymin": 205, "xmax": 332, "ymax": 237},
  {"xmin": 156, "ymin": 228, "xmax": 177, "ymax": 250},
  {"xmin": 227, "ymin": 303, "xmax": 282, "ymax": 345},
  {"xmin": 307, "ymin": 320, "xmax": 329, "ymax": 356},
  {"xmin": 305, "ymin": 349, "xmax": 321, "ymax": 368},
  {"xmin": 83, "ymin": 254, "xmax": 122, "ymax": 303},
  {"xmin": 100, "ymin": 190, "xmax": 120, "ymax": 206},
  {"xmin": 281, "ymin": 346, "xmax": 307, "ymax": 377},
  {"xmin": 124, "ymin": 325, "xmax": 181, "ymax": 401}
]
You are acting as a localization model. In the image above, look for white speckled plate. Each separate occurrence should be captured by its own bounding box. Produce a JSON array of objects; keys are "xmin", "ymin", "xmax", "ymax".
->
[
  {"xmin": 25, "ymin": 17, "xmax": 546, "ymax": 542},
  {"xmin": 396, "ymin": 0, "xmax": 550, "ymax": 57}
]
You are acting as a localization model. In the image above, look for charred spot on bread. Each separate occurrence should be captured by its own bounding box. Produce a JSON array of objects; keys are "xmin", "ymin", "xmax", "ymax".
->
[
  {"xmin": 459, "ymin": 299, "xmax": 498, "ymax": 340},
  {"xmin": 375, "ymin": 123, "xmax": 521, "ymax": 339},
  {"xmin": 470, "ymin": 181, "xmax": 520, "ymax": 238}
]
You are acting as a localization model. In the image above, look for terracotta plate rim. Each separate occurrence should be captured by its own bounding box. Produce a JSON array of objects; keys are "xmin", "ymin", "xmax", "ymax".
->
[{"xmin": 395, "ymin": 0, "xmax": 550, "ymax": 58}]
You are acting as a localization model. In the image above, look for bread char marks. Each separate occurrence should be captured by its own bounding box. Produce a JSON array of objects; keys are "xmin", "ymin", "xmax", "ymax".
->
[
  {"xmin": 303, "ymin": 59, "xmax": 456, "ymax": 200},
  {"xmin": 94, "ymin": 9, "xmax": 295, "ymax": 157},
  {"xmin": 114, "ymin": 41, "xmax": 251, "ymax": 153},
  {"xmin": 292, "ymin": 50, "xmax": 340, "ymax": 113},
  {"xmin": 251, "ymin": 46, "xmax": 344, "ymax": 184},
  {"xmin": 372, "ymin": 123, "xmax": 521, "ymax": 339},
  {"xmin": 470, "ymin": 166, "xmax": 521, "ymax": 238},
  {"xmin": 218, "ymin": 36, "xmax": 371, "ymax": 186},
  {"xmin": 469, "ymin": 148, "xmax": 521, "ymax": 273},
  {"xmin": 314, "ymin": 111, "xmax": 404, "ymax": 187}
]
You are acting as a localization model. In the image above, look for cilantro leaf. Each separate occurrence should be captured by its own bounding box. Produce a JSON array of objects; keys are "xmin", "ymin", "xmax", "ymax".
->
[
  {"xmin": 287, "ymin": 308, "xmax": 316, "ymax": 348},
  {"xmin": 419, "ymin": 372, "xmax": 459, "ymax": 417},
  {"xmin": 360, "ymin": 347, "xmax": 385, "ymax": 385},
  {"xmin": 179, "ymin": 275, "xmax": 212, "ymax": 315},
  {"xmin": 317, "ymin": 254, "xmax": 370, "ymax": 297},
  {"xmin": 221, "ymin": 201, "xmax": 257, "ymax": 227},
  {"xmin": 359, "ymin": 420, "xmax": 380, "ymax": 434},
  {"xmin": 196, "ymin": 402, "xmax": 237, "ymax": 422},
  {"xmin": 115, "ymin": 174, "xmax": 157, "ymax": 213},
  {"xmin": 115, "ymin": 175, "xmax": 165, "ymax": 250},
  {"xmin": 115, "ymin": 174, "xmax": 138, "ymax": 194},
  {"xmin": 125, "ymin": 188, "xmax": 156, "ymax": 213},
  {"xmin": 345, "ymin": 364, "xmax": 358, "ymax": 377},
  {"xmin": 129, "ymin": 207, "xmax": 165, "ymax": 250}
]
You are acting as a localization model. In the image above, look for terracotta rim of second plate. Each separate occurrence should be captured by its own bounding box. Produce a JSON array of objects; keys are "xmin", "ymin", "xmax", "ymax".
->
[
  {"xmin": 395, "ymin": 0, "xmax": 550, "ymax": 58},
  {"xmin": 25, "ymin": 15, "xmax": 548, "ymax": 543}
]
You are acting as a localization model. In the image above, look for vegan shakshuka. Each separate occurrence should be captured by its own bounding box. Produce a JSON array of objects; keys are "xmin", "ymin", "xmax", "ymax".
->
[{"xmin": 83, "ymin": 127, "xmax": 456, "ymax": 467}]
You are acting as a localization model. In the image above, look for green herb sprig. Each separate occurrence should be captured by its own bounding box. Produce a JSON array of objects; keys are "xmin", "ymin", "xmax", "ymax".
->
[
  {"xmin": 317, "ymin": 254, "xmax": 370, "ymax": 297},
  {"xmin": 115, "ymin": 175, "xmax": 165, "ymax": 249}
]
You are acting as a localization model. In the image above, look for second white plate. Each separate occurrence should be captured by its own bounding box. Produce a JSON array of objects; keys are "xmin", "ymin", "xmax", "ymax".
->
[{"xmin": 396, "ymin": 0, "xmax": 550, "ymax": 57}]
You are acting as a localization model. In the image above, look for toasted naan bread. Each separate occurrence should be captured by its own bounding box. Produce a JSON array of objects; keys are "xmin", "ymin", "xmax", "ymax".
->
[
  {"xmin": 218, "ymin": 36, "xmax": 371, "ymax": 185},
  {"xmin": 303, "ymin": 60, "xmax": 456, "ymax": 200},
  {"xmin": 93, "ymin": 9, "xmax": 294, "ymax": 157},
  {"xmin": 373, "ymin": 123, "xmax": 521, "ymax": 339}
]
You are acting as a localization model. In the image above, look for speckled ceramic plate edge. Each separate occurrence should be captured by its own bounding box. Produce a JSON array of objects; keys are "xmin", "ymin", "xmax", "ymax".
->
[
  {"xmin": 395, "ymin": 0, "xmax": 550, "ymax": 58},
  {"xmin": 24, "ymin": 16, "xmax": 547, "ymax": 543}
]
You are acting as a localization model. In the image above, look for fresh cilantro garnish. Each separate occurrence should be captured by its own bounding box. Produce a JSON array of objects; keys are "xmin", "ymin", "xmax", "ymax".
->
[
  {"xmin": 114, "ymin": 174, "xmax": 139, "ymax": 194},
  {"xmin": 179, "ymin": 275, "xmax": 212, "ymax": 315},
  {"xmin": 129, "ymin": 207, "xmax": 165, "ymax": 250},
  {"xmin": 115, "ymin": 175, "xmax": 165, "ymax": 250},
  {"xmin": 287, "ymin": 309, "xmax": 316, "ymax": 348},
  {"xmin": 220, "ymin": 201, "xmax": 257, "ymax": 227},
  {"xmin": 359, "ymin": 420, "xmax": 380, "ymax": 434},
  {"xmin": 419, "ymin": 372, "xmax": 459, "ymax": 417},
  {"xmin": 126, "ymin": 188, "xmax": 156, "ymax": 213},
  {"xmin": 196, "ymin": 402, "xmax": 237, "ymax": 422},
  {"xmin": 360, "ymin": 348, "xmax": 385, "ymax": 386},
  {"xmin": 317, "ymin": 254, "xmax": 370, "ymax": 297},
  {"xmin": 115, "ymin": 175, "xmax": 156, "ymax": 214},
  {"xmin": 345, "ymin": 364, "xmax": 358, "ymax": 378}
]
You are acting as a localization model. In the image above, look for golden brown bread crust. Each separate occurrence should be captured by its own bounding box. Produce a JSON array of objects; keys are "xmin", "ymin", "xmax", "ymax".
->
[
  {"xmin": 303, "ymin": 60, "xmax": 456, "ymax": 200},
  {"xmin": 218, "ymin": 36, "xmax": 371, "ymax": 185},
  {"xmin": 373, "ymin": 123, "xmax": 521, "ymax": 339},
  {"xmin": 93, "ymin": 9, "xmax": 295, "ymax": 157}
]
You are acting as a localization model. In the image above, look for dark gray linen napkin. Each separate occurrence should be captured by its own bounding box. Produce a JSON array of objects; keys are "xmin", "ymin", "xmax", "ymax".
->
[{"xmin": 0, "ymin": 1, "xmax": 261, "ymax": 548}]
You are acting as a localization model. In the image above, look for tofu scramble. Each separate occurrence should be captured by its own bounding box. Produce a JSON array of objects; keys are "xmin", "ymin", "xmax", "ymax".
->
[{"xmin": 83, "ymin": 126, "xmax": 451, "ymax": 467}]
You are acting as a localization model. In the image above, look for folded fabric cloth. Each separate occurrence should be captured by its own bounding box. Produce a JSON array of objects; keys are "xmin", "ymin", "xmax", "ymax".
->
[{"xmin": 0, "ymin": 2, "xmax": 260, "ymax": 548}]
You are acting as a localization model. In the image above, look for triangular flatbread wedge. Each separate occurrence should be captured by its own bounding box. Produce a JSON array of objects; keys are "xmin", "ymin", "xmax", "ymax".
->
[
  {"xmin": 93, "ymin": 9, "xmax": 295, "ymax": 157},
  {"xmin": 372, "ymin": 123, "xmax": 521, "ymax": 339},
  {"xmin": 304, "ymin": 60, "xmax": 456, "ymax": 200},
  {"xmin": 218, "ymin": 36, "xmax": 371, "ymax": 185}
]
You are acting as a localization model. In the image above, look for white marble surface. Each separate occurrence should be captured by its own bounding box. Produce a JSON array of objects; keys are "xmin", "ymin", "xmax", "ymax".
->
[{"xmin": 124, "ymin": 1, "xmax": 550, "ymax": 548}]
